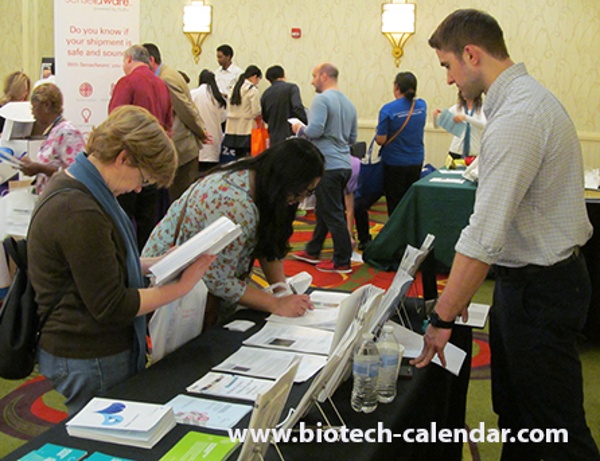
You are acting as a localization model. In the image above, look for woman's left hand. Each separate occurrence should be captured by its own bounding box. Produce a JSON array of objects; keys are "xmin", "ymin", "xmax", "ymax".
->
[{"xmin": 272, "ymin": 294, "xmax": 314, "ymax": 317}]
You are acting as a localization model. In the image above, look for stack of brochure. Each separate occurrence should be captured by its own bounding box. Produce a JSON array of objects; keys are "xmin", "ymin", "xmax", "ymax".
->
[
  {"xmin": 66, "ymin": 398, "xmax": 176, "ymax": 449},
  {"xmin": 149, "ymin": 216, "xmax": 242, "ymax": 285}
]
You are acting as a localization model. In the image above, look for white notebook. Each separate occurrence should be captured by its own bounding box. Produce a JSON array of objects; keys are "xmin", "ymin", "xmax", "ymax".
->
[{"xmin": 149, "ymin": 216, "xmax": 242, "ymax": 285}]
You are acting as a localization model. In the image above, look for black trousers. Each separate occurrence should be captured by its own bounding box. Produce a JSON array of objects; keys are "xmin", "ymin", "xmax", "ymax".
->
[
  {"xmin": 305, "ymin": 169, "xmax": 352, "ymax": 266},
  {"xmin": 491, "ymin": 252, "xmax": 600, "ymax": 461},
  {"xmin": 382, "ymin": 163, "xmax": 422, "ymax": 216}
]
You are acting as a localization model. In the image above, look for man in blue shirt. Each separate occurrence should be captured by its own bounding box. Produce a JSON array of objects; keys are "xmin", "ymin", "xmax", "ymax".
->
[{"xmin": 292, "ymin": 63, "xmax": 357, "ymax": 273}]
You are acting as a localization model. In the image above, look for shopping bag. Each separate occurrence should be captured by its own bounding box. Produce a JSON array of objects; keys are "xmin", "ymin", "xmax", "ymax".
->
[
  {"xmin": 149, "ymin": 279, "xmax": 208, "ymax": 363},
  {"xmin": 251, "ymin": 122, "xmax": 269, "ymax": 157},
  {"xmin": 356, "ymin": 136, "xmax": 384, "ymax": 199}
]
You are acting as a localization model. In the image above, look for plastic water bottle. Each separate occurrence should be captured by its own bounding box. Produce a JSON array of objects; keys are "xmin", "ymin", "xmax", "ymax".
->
[
  {"xmin": 376, "ymin": 325, "xmax": 401, "ymax": 403},
  {"xmin": 351, "ymin": 333, "xmax": 380, "ymax": 413}
]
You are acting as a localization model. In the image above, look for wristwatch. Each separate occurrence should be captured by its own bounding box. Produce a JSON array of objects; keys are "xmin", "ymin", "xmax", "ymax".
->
[{"xmin": 428, "ymin": 310, "xmax": 455, "ymax": 329}]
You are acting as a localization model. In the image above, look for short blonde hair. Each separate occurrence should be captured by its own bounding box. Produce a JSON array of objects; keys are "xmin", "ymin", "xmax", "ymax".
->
[
  {"xmin": 0, "ymin": 71, "xmax": 31, "ymax": 105},
  {"xmin": 31, "ymin": 83, "xmax": 63, "ymax": 114},
  {"xmin": 87, "ymin": 105, "xmax": 177, "ymax": 187}
]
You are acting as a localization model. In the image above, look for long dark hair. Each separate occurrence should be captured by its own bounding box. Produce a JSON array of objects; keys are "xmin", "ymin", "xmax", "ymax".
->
[
  {"xmin": 230, "ymin": 65, "xmax": 262, "ymax": 106},
  {"xmin": 394, "ymin": 72, "xmax": 417, "ymax": 101},
  {"xmin": 458, "ymin": 91, "xmax": 483, "ymax": 113},
  {"xmin": 199, "ymin": 69, "xmax": 226, "ymax": 109},
  {"xmin": 211, "ymin": 138, "xmax": 324, "ymax": 260}
]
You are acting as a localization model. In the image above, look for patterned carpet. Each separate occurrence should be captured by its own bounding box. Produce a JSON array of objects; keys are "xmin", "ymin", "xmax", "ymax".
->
[{"xmin": 0, "ymin": 199, "xmax": 493, "ymax": 460}]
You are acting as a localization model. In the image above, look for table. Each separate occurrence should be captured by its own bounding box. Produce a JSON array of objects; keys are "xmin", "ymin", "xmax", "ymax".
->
[
  {"xmin": 5, "ymin": 307, "xmax": 472, "ymax": 461},
  {"xmin": 363, "ymin": 170, "xmax": 600, "ymax": 341},
  {"xmin": 364, "ymin": 169, "xmax": 476, "ymax": 272}
]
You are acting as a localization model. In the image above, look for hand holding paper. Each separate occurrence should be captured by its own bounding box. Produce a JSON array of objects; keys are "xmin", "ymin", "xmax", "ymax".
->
[{"xmin": 437, "ymin": 109, "xmax": 466, "ymax": 137}]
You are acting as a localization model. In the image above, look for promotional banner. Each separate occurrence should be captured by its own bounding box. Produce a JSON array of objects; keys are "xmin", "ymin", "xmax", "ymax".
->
[{"xmin": 54, "ymin": 0, "xmax": 140, "ymax": 138}]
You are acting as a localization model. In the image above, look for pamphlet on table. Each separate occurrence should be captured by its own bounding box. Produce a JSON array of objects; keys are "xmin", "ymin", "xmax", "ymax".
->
[
  {"xmin": 17, "ymin": 443, "xmax": 87, "ymax": 461},
  {"xmin": 213, "ymin": 346, "xmax": 326, "ymax": 383},
  {"xmin": 159, "ymin": 432, "xmax": 239, "ymax": 461},
  {"xmin": 65, "ymin": 397, "xmax": 176, "ymax": 449},
  {"xmin": 243, "ymin": 322, "xmax": 333, "ymax": 355},
  {"xmin": 186, "ymin": 372, "xmax": 275, "ymax": 402},
  {"xmin": 165, "ymin": 395, "xmax": 251, "ymax": 430}
]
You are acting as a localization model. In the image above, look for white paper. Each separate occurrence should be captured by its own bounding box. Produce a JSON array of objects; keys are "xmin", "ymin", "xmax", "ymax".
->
[
  {"xmin": 454, "ymin": 303, "xmax": 491, "ymax": 328},
  {"xmin": 438, "ymin": 169, "xmax": 465, "ymax": 175},
  {"xmin": 187, "ymin": 372, "xmax": 275, "ymax": 401},
  {"xmin": 2, "ymin": 187, "xmax": 37, "ymax": 237},
  {"xmin": 388, "ymin": 321, "xmax": 466, "ymax": 376},
  {"xmin": 164, "ymin": 394, "xmax": 251, "ymax": 430},
  {"xmin": 428, "ymin": 177, "xmax": 466, "ymax": 184},
  {"xmin": 243, "ymin": 322, "xmax": 333, "ymax": 355},
  {"xmin": 287, "ymin": 118, "xmax": 304, "ymax": 126},
  {"xmin": 223, "ymin": 320, "xmax": 255, "ymax": 332},
  {"xmin": 149, "ymin": 216, "xmax": 242, "ymax": 285},
  {"xmin": 213, "ymin": 346, "xmax": 326, "ymax": 383},
  {"xmin": 266, "ymin": 307, "xmax": 339, "ymax": 331},
  {"xmin": 309, "ymin": 290, "xmax": 349, "ymax": 309}
]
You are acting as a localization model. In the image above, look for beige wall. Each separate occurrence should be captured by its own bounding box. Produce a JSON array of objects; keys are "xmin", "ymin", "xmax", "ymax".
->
[{"xmin": 2, "ymin": 0, "xmax": 599, "ymax": 167}]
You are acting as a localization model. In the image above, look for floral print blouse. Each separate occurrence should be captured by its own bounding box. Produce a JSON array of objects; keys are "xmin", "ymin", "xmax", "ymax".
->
[
  {"xmin": 36, "ymin": 118, "xmax": 85, "ymax": 192},
  {"xmin": 142, "ymin": 169, "xmax": 259, "ymax": 307}
]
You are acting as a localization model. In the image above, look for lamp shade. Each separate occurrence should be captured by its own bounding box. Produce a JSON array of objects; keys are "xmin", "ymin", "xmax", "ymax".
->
[
  {"xmin": 183, "ymin": 2, "xmax": 212, "ymax": 33},
  {"xmin": 381, "ymin": 3, "xmax": 415, "ymax": 34}
]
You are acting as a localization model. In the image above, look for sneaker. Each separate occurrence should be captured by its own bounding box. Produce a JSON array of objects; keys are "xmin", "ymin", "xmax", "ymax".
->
[
  {"xmin": 293, "ymin": 250, "xmax": 321, "ymax": 264},
  {"xmin": 316, "ymin": 260, "xmax": 352, "ymax": 274}
]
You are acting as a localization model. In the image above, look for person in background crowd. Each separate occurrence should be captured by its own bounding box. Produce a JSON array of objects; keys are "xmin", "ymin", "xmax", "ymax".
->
[
  {"xmin": 28, "ymin": 106, "xmax": 215, "ymax": 415},
  {"xmin": 191, "ymin": 69, "xmax": 227, "ymax": 174},
  {"xmin": 376, "ymin": 71, "xmax": 427, "ymax": 217},
  {"xmin": 433, "ymin": 91, "xmax": 486, "ymax": 159},
  {"xmin": 0, "ymin": 71, "xmax": 31, "ymax": 133},
  {"xmin": 20, "ymin": 83, "xmax": 85, "ymax": 193},
  {"xmin": 214, "ymin": 44, "xmax": 243, "ymax": 99},
  {"xmin": 143, "ymin": 42, "xmax": 212, "ymax": 202},
  {"xmin": 108, "ymin": 44, "xmax": 174, "ymax": 251},
  {"xmin": 413, "ymin": 9, "xmax": 599, "ymax": 461},
  {"xmin": 221, "ymin": 65, "xmax": 262, "ymax": 160},
  {"xmin": 143, "ymin": 138, "xmax": 324, "ymax": 321},
  {"xmin": 292, "ymin": 62, "xmax": 357, "ymax": 274},
  {"xmin": 260, "ymin": 65, "xmax": 307, "ymax": 146}
]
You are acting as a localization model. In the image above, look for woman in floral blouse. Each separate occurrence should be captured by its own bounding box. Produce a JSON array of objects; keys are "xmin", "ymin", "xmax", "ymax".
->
[
  {"xmin": 143, "ymin": 138, "xmax": 325, "ymax": 319},
  {"xmin": 20, "ymin": 83, "xmax": 85, "ymax": 192}
]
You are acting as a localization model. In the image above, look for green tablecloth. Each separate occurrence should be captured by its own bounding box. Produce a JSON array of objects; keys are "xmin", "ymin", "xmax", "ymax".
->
[{"xmin": 364, "ymin": 169, "xmax": 477, "ymax": 272}]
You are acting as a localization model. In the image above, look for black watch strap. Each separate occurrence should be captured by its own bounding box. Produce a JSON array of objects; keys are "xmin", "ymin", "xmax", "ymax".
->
[{"xmin": 428, "ymin": 311, "xmax": 455, "ymax": 329}]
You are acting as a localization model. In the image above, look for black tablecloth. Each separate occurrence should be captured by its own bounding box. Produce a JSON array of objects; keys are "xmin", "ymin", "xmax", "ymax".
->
[{"xmin": 5, "ymin": 307, "xmax": 472, "ymax": 461}]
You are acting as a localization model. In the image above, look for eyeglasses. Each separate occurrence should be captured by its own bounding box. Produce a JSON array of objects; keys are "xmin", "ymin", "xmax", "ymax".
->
[{"xmin": 138, "ymin": 167, "xmax": 150, "ymax": 187}]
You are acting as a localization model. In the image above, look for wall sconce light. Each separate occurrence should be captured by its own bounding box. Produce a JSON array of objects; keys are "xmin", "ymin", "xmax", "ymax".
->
[
  {"xmin": 183, "ymin": 1, "xmax": 212, "ymax": 64},
  {"xmin": 381, "ymin": 0, "xmax": 416, "ymax": 67}
]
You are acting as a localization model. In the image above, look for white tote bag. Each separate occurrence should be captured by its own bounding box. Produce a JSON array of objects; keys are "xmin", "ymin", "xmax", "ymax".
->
[{"xmin": 149, "ymin": 279, "xmax": 208, "ymax": 363}]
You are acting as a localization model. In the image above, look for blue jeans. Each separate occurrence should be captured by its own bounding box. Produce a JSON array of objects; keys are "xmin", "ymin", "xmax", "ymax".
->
[
  {"xmin": 38, "ymin": 348, "xmax": 135, "ymax": 416},
  {"xmin": 491, "ymin": 252, "xmax": 600, "ymax": 460},
  {"xmin": 305, "ymin": 169, "xmax": 352, "ymax": 266}
]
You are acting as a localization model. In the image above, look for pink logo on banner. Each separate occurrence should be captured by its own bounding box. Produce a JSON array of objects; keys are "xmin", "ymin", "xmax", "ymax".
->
[
  {"xmin": 81, "ymin": 108, "xmax": 92, "ymax": 123},
  {"xmin": 79, "ymin": 82, "xmax": 93, "ymax": 98}
]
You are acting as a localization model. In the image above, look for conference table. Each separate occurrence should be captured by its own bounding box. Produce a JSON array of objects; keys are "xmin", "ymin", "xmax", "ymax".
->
[
  {"xmin": 5, "ymin": 306, "xmax": 473, "ymax": 461},
  {"xmin": 363, "ymin": 169, "xmax": 600, "ymax": 341},
  {"xmin": 364, "ymin": 169, "xmax": 476, "ymax": 273}
]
